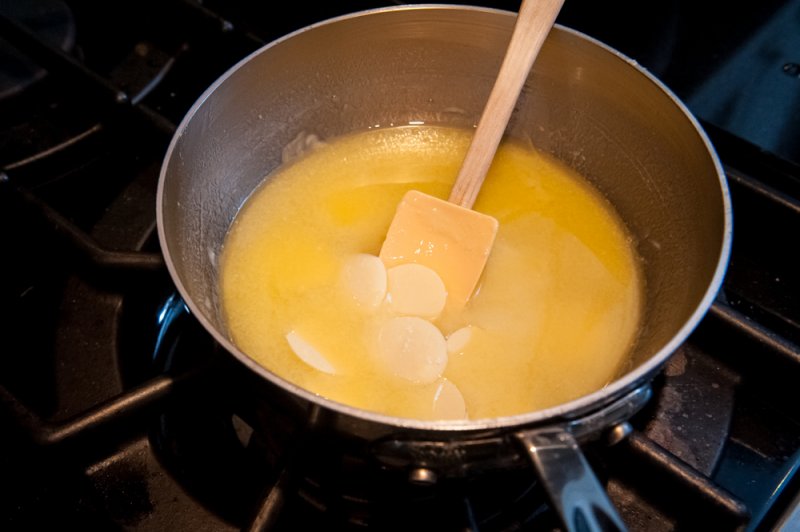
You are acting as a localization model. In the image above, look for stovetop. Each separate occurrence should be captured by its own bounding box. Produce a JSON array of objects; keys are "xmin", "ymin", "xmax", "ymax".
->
[{"xmin": 1, "ymin": 1, "xmax": 799, "ymax": 530}]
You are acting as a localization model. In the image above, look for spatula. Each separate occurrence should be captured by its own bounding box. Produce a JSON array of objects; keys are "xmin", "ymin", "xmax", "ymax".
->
[{"xmin": 379, "ymin": 0, "xmax": 566, "ymax": 306}]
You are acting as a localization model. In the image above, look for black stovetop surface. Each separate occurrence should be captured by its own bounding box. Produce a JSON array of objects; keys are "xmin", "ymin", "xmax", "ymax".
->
[{"xmin": 1, "ymin": 1, "xmax": 799, "ymax": 530}]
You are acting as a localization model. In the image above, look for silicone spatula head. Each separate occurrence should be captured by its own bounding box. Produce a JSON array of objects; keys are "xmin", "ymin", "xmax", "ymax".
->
[{"xmin": 378, "ymin": 0, "xmax": 565, "ymax": 306}]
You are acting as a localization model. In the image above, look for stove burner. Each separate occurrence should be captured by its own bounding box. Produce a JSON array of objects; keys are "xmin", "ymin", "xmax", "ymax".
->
[
  {"xmin": 0, "ymin": 0, "xmax": 76, "ymax": 99},
  {"xmin": 148, "ymin": 294, "xmax": 559, "ymax": 530},
  {"xmin": 2, "ymin": 1, "xmax": 800, "ymax": 530}
]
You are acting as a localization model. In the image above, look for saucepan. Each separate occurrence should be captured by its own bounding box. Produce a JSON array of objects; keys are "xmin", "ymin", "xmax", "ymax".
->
[{"xmin": 156, "ymin": 5, "xmax": 732, "ymax": 530}]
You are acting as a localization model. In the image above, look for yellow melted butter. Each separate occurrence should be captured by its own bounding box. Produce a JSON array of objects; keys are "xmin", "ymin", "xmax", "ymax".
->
[{"xmin": 220, "ymin": 125, "xmax": 643, "ymax": 420}]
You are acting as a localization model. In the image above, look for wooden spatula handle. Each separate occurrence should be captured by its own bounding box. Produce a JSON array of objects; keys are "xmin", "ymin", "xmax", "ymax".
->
[{"xmin": 448, "ymin": 0, "xmax": 565, "ymax": 209}]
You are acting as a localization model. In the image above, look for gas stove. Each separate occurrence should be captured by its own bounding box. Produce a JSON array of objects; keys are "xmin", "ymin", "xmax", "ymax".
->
[{"xmin": 1, "ymin": 1, "xmax": 799, "ymax": 530}]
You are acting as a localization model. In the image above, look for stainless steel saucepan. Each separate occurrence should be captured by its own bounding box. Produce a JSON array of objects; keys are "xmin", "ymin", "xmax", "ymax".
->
[{"xmin": 157, "ymin": 6, "xmax": 732, "ymax": 530}]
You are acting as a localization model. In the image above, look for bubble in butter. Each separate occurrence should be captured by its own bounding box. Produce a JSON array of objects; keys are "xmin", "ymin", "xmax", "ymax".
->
[{"xmin": 219, "ymin": 125, "xmax": 643, "ymax": 421}]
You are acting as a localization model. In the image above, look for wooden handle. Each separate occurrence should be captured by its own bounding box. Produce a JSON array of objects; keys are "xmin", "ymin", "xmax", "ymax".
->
[{"xmin": 448, "ymin": 0, "xmax": 565, "ymax": 209}]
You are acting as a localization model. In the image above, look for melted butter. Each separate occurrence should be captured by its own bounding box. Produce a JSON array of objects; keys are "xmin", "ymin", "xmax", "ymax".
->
[{"xmin": 220, "ymin": 125, "xmax": 643, "ymax": 420}]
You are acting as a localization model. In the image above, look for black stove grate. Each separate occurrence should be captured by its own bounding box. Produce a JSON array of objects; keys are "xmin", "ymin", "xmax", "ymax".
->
[{"xmin": 2, "ymin": 1, "xmax": 799, "ymax": 530}]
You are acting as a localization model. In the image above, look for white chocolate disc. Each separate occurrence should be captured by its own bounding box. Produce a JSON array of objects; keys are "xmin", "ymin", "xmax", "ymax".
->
[
  {"xmin": 341, "ymin": 253, "xmax": 387, "ymax": 309},
  {"xmin": 432, "ymin": 378, "xmax": 468, "ymax": 420},
  {"xmin": 386, "ymin": 263, "xmax": 447, "ymax": 318},
  {"xmin": 376, "ymin": 316, "xmax": 447, "ymax": 383},
  {"xmin": 285, "ymin": 330, "xmax": 336, "ymax": 375},
  {"xmin": 446, "ymin": 326, "xmax": 474, "ymax": 355}
]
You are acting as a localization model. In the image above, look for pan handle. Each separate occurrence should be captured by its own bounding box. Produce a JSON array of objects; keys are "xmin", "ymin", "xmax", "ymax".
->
[
  {"xmin": 514, "ymin": 384, "xmax": 652, "ymax": 531},
  {"xmin": 515, "ymin": 427, "xmax": 626, "ymax": 531}
]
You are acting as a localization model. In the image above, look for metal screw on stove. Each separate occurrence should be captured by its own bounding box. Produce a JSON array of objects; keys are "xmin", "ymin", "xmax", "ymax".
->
[
  {"xmin": 408, "ymin": 467, "xmax": 438, "ymax": 485},
  {"xmin": 606, "ymin": 421, "xmax": 633, "ymax": 446}
]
